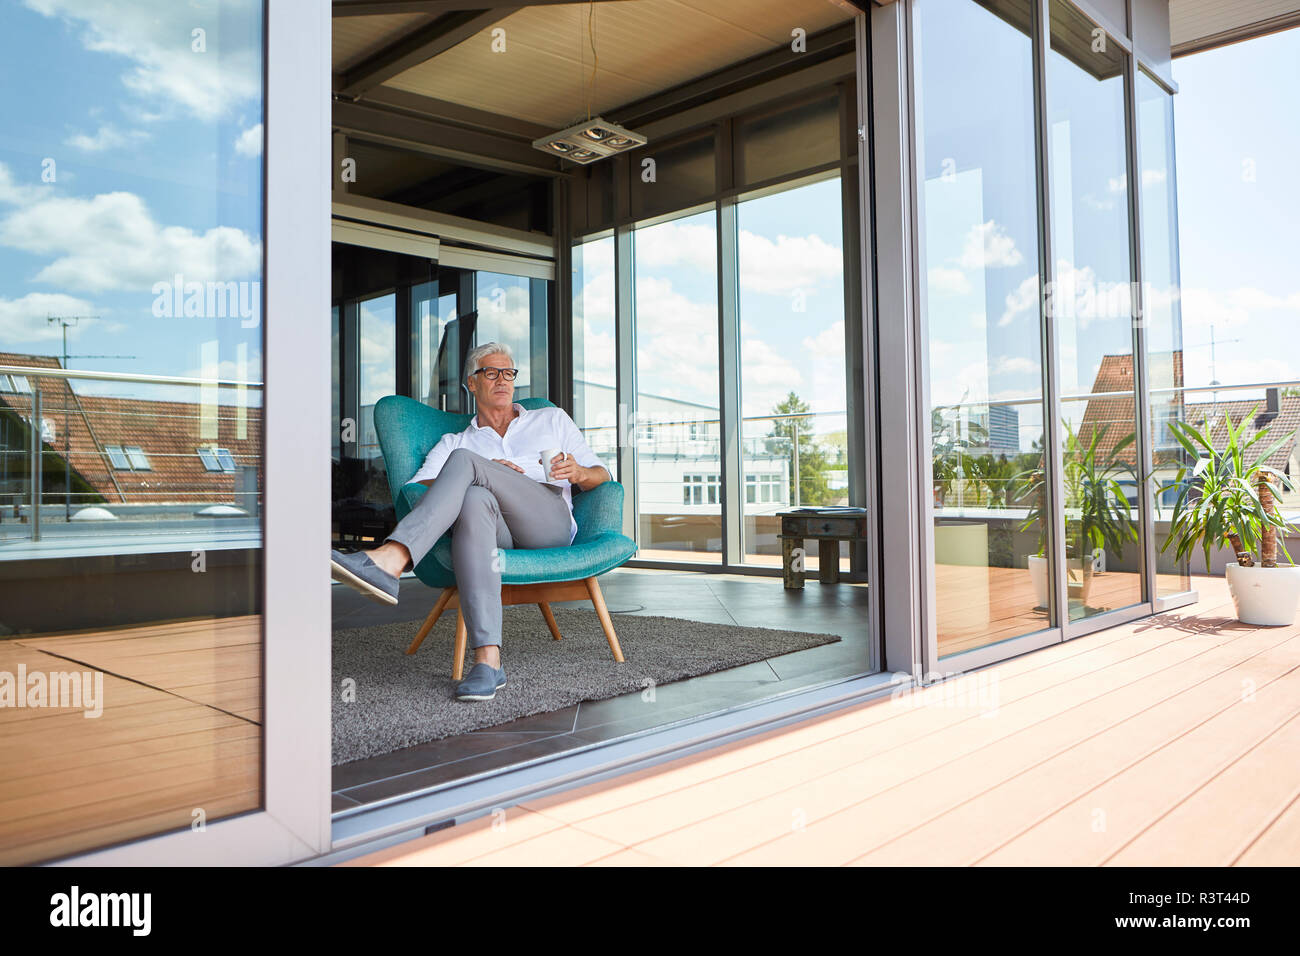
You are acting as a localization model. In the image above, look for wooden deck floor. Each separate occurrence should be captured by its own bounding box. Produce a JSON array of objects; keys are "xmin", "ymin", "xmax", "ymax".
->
[
  {"xmin": 346, "ymin": 576, "xmax": 1300, "ymax": 866},
  {"xmin": 0, "ymin": 617, "xmax": 261, "ymax": 865}
]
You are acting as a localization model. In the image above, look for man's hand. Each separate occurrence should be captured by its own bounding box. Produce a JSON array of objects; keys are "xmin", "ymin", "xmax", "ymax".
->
[
  {"xmin": 493, "ymin": 458, "xmax": 526, "ymax": 473},
  {"xmin": 545, "ymin": 453, "xmax": 608, "ymax": 490}
]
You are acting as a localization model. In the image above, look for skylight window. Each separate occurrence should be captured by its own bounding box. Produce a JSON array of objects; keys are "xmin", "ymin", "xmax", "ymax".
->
[
  {"xmin": 105, "ymin": 445, "xmax": 130, "ymax": 469},
  {"xmin": 124, "ymin": 446, "xmax": 151, "ymax": 470}
]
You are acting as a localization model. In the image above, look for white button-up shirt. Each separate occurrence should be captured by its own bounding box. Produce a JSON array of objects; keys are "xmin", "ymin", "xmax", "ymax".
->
[{"xmin": 408, "ymin": 402, "xmax": 605, "ymax": 545}]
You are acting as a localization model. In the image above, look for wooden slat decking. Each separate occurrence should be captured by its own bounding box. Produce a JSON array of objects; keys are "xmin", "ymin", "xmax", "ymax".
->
[
  {"xmin": 345, "ymin": 576, "xmax": 1300, "ymax": 866},
  {"xmin": 0, "ymin": 617, "xmax": 261, "ymax": 865}
]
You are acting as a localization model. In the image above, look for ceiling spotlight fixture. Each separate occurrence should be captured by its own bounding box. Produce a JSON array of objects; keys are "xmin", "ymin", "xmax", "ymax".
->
[
  {"xmin": 533, "ymin": 4, "xmax": 646, "ymax": 164},
  {"xmin": 533, "ymin": 117, "xmax": 647, "ymax": 164}
]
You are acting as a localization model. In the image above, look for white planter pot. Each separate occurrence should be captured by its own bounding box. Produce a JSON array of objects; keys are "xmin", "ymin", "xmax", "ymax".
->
[
  {"xmin": 1028, "ymin": 555, "xmax": 1048, "ymax": 608},
  {"xmin": 1027, "ymin": 555, "xmax": 1092, "ymax": 609},
  {"xmin": 1225, "ymin": 563, "xmax": 1300, "ymax": 626}
]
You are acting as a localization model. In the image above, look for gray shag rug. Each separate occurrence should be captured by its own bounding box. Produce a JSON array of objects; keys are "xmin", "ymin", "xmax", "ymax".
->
[{"xmin": 332, "ymin": 606, "xmax": 841, "ymax": 764}]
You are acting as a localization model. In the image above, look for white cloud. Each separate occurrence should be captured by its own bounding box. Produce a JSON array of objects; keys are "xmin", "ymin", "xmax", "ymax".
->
[
  {"xmin": 998, "ymin": 274, "xmax": 1040, "ymax": 327},
  {"xmin": 65, "ymin": 124, "xmax": 149, "ymax": 153},
  {"xmin": 633, "ymin": 220, "xmax": 843, "ymax": 296},
  {"xmin": 632, "ymin": 275, "xmax": 719, "ymax": 403},
  {"xmin": 575, "ymin": 267, "xmax": 615, "ymax": 328},
  {"xmin": 738, "ymin": 229, "xmax": 842, "ymax": 295},
  {"xmin": 634, "ymin": 222, "xmax": 716, "ymax": 270},
  {"xmin": 0, "ymin": 180, "xmax": 261, "ymax": 293},
  {"xmin": 0, "ymin": 292, "xmax": 97, "ymax": 344},
  {"xmin": 992, "ymin": 355, "xmax": 1038, "ymax": 376},
  {"xmin": 956, "ymin": 220, "xmax": 1023, "ymax": 270},
  {"xmin": 739, "ymin": 334, "xmax": 804, "ymax": 417},
  {"xmin": 0, "ymin": 166, "xmax": 43, "ymax": 206},
  {"xmin": 928, "ymin": 266, "xmax": 971, "ymax": 296},
  {"xmin": 23, "ymin": 0, "xmax": 262, "ymax": 120},
  {"xmin": 235, "ymin": 124, "xmax": 263, "ymax": 158}
]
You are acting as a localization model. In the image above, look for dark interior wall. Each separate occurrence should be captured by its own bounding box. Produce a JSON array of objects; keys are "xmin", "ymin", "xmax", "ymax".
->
[
  {"xmin": 343, "ymin": 139, "xmax": 553, "ymax": 234},
  {"xmin": 0, "ymin": 548, "xmax": 261, "ymax": 637}
]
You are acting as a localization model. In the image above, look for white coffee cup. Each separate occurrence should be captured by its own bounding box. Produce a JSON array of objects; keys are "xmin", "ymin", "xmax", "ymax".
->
[{"xmin": 540, "ymin": 448, "xmax": 563, "ymax": 481}]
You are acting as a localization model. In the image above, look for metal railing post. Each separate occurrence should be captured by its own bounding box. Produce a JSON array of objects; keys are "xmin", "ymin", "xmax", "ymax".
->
[{"xmin": 30, "ymin": 388, "xmax": 41, "ymax": 542}]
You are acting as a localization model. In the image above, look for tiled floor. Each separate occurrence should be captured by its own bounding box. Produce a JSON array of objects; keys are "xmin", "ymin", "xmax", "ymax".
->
[
  {"xmin": 347, "ymin": 576, "xmax": 1300, "ymax": 866},
  {"xmin": 331, "ymin": 566, "xmax": 874, "ymax": 811}
]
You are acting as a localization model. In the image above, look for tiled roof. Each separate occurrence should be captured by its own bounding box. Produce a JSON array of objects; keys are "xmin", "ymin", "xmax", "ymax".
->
[
  {"xmin": 1184, "ymin": 395, "xmax": 1300, "ymax": 474},
  {"xmin": 1077, "ymin": 352, "xmax": 1186, "ymax": 466},
  {"xmin": 0, "ymin": 352, "xmax": 262, "ymax": 507}
]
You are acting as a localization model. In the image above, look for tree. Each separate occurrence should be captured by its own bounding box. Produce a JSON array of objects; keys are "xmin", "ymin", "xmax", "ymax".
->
[{"xmin": 766, "ymin": 391, "xmax": 834, "ymax": 506}]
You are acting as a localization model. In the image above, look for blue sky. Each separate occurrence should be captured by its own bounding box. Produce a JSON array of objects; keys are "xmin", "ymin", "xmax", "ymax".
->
[
  {"xmin": 573, "ymin": 177, "xmax": 847, "ymax": 439},
  {"xmin": 1171, "ymin": 26, "xmax": 1300, "ymax": 392},
  {"xmin": 0, "ymin": 0, "xmax": 264, "ymax": 402}
]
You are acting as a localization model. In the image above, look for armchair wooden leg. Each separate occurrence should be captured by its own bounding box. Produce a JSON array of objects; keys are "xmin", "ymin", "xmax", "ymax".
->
[
  {"xmin": 451, "ymin": 609, "xmax": 468, "ymax": 681},
  {"xmin": 538, "ymin": 602, "xmax": 562, "ymax": 641},
  {"xmin": 406, "ymin": 587, "xmax": 454, "ymax": 656},
  {"xmin": 584, "ymin": 576, "xmax": 624, "ymax": 663}
]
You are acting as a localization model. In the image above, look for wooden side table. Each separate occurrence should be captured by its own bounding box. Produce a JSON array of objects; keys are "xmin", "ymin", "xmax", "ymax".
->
[{"xmin": 777, "ymin": 510, "xmax": 869, "ymax": 589}]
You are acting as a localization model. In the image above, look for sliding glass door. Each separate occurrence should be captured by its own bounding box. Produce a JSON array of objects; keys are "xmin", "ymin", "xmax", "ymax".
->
[
  {"xmin": 913, "ymin": 0, "xmax": 1189, "ymax": 664},
  {"xmin": 736, "ymin": 176, "xmax": 849, "ymax": 572},
  {"xmin": 631, "ymin": 209, "xmax": 722, "ymax": 564},
  {"xmin": 915, "ymin": 0, "xmax": 1054, "ymax": 658},
  {"xmin": 1047, "ymin": 0, "xmax": 1145, "ymax": 625}
]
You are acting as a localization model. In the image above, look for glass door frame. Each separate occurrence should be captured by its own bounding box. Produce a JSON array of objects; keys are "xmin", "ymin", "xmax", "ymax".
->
[
  {"xmin": 876, "ymin": 0, "xmax": 1197, "ymax": 681},
  {"xmin": 66, "ymin": 0, "xmax": 334, "ymax": 865}
]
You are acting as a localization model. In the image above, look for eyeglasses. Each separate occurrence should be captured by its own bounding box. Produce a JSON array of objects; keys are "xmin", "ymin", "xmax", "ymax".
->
[{"xmin": 472, "ymin": 367, "xmax": 519, "ymax": 382}]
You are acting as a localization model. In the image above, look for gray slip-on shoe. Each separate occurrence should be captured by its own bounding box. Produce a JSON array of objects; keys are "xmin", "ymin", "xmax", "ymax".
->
[
  {"xmin": 455, "ymin": 662, "xmax": 507, "ymax": 701},
  {"xmin": 330, "ymin": 549, "xmax": 399, "ymax": 605}
]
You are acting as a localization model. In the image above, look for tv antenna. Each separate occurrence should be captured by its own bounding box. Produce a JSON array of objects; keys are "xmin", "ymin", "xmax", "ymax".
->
[{"xmin": 45, "ymin": 315, "xmax": 136, "ymax": 520}]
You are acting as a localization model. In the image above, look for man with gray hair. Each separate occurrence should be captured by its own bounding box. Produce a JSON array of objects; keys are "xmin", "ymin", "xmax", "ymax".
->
[{"xmin": 330, "ymin": 342, "xmax": 611, "ymax": 701}]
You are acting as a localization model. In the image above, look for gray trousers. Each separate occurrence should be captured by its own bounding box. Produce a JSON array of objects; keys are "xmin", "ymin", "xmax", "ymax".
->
[{"xmin": 386, "ymin": 447, "xmax": 573, "ymax": 649}]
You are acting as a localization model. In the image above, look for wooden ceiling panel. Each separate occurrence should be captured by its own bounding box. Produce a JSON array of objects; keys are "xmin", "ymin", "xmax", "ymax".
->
[
  {"xmin": 333, "ymin": 12, "xmax": 438, "ymax": 72},
  {"xmin": 373, "ymin": 0, "xmax": 852, "ymax": 127}
]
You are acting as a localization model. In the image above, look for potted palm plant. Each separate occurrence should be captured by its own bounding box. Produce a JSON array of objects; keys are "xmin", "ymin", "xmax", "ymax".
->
[
  {"xmin": 1160, "ymin": 405, "xmax": 1299, "ymax": 625},
  {"xmin": 1065, "ymin": 422, "xmax": 1139, "ymax": 603},
  {"xmin": 1015, "ymin": 422, "xmax": 1138, "ymax": 609}
]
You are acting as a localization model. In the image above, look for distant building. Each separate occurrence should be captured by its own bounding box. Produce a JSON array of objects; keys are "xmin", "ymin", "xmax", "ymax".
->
[{"xmin": 987, "ymin": 404, "xmax": 1021, "ymax": 458}]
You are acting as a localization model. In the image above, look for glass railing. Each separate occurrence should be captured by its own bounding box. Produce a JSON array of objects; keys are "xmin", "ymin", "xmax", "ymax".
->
[
  {"xmin": 0, "ymin": 364, "xmax": 263, "ymax": 557},
  {"xmin": 577, "ymin": 408, "xmax": 851, "ymax": 563}
]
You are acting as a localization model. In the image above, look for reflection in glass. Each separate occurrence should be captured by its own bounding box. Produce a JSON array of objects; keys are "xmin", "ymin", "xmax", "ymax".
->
[
  {"xmin": 1137, "ymin": 70, "xmax": 1190, "ymax": 596},
  {"xmin": 1047, "ymin": 0, "xmax": 1143, "ymax": 620},
  {"xmin": 332, "ymin": 244, "xmax": 434, "ymax": 545},
  {"xmin": 572, "ymin": 236, "xmax": 618, "ymax": 479},
  {"xmin": 633, "ymin": 210, "xmax": 720, "ymax": 562},
  {"xmin": 915, "ymin": 0, "xmax": 1050, "ymax": 657},
  {"xmin": 0, "ymin": 0, "xmax": 264, "ymax": 862},
  {"xmin": 736, "ymin": 177, "xmax": 847, "ymax": 570},
  {"xmin": 475, "ymin": 272, "xmax": 547, "ymax": 400}
]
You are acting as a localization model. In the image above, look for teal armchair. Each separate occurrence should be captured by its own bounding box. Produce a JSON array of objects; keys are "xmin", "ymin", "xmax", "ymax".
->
[{"xmin": 373, "ymin": 395, "xmax": 637, "ymax": 679}]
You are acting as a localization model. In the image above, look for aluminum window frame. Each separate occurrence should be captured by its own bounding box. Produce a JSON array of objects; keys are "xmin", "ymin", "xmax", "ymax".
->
[
  {"xmin": 62, "ymin": 0, "xmax": 333, "ymax": 866},
  {"xmin": 883, "ymin": 0, "xmax": 1194, "ymax": 683}
]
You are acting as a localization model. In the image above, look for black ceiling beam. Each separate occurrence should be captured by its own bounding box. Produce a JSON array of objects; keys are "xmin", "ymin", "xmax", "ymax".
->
[
  {"xmin": 613, "ymin": 22, "xmax": 855, "ymax": 128},
  {"xmin": 333, "ymin": 98, "xmax": 562, "ymax": 177},
  {"xmin": 336, "ymin": 9, "xmax": 516, "ymax": 98},
  {"xmin": 332, "ymin": 0, "xmax": 631, "ymax": 18},
  {"xmin": 347, "ymin": 85, "xmax": 553, "ymax": 142}
]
